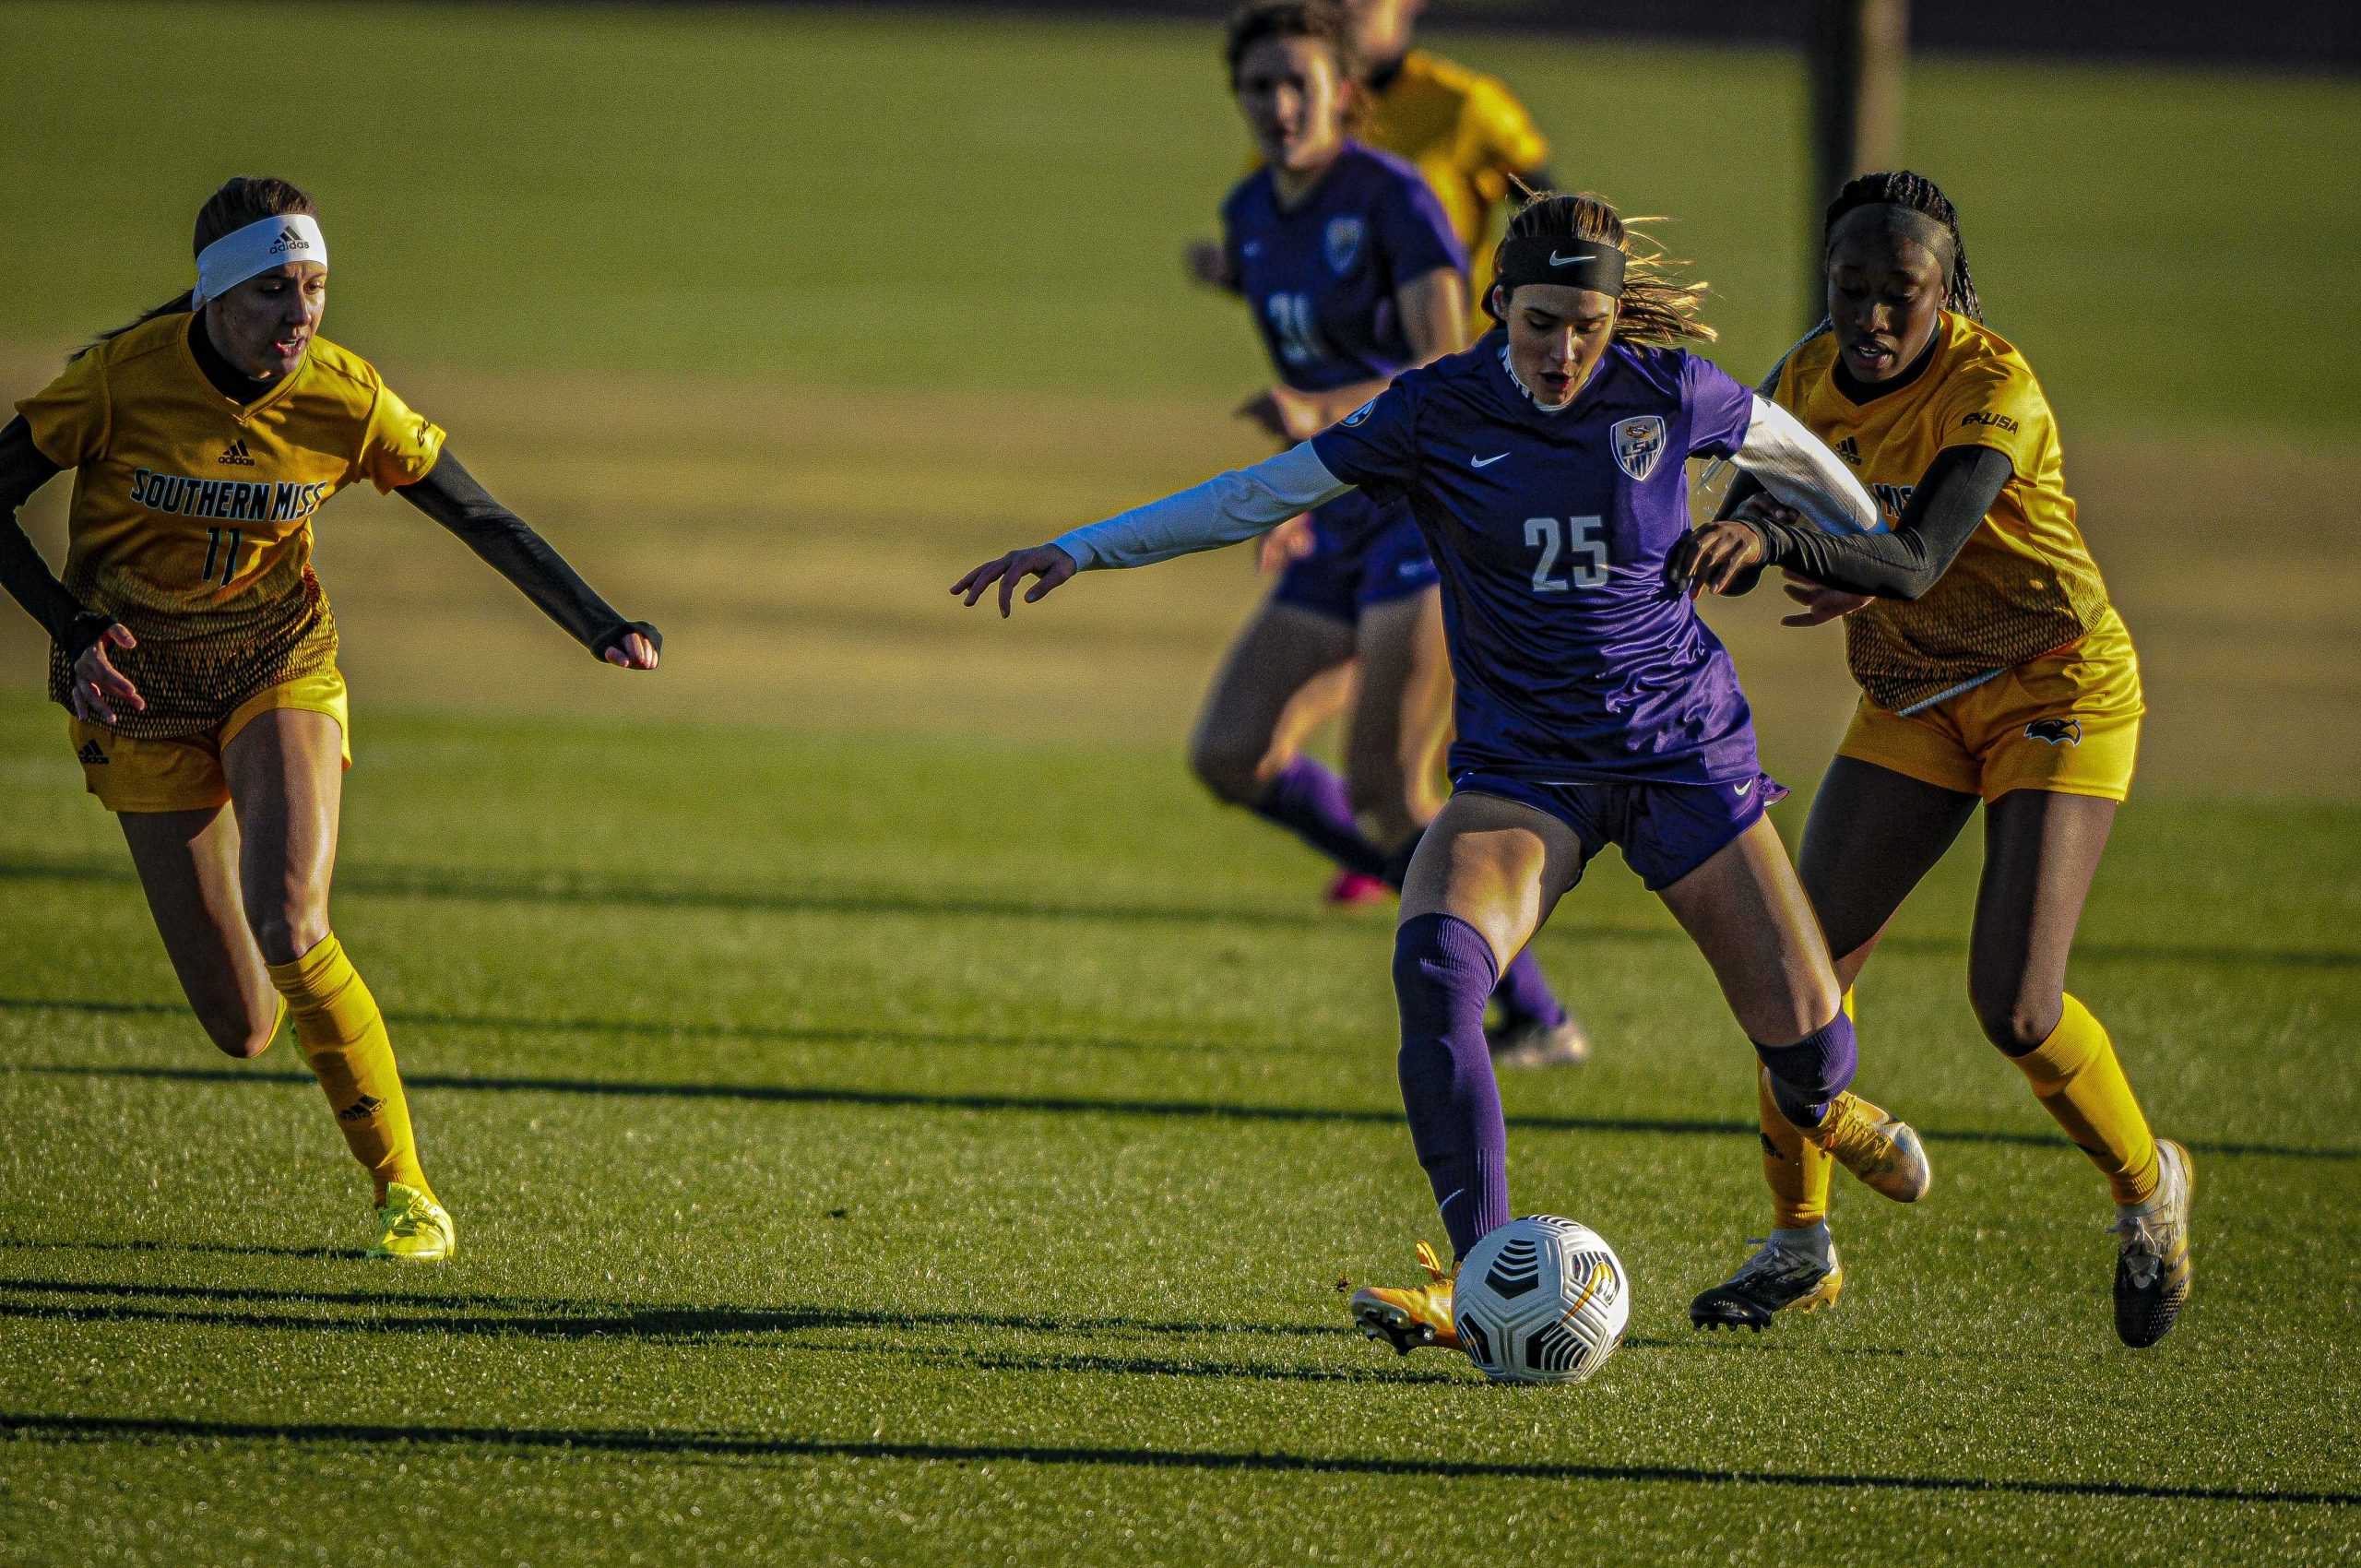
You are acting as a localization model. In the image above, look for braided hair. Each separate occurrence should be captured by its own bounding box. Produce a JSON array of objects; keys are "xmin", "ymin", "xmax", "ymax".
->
[{"xmin": 1822, "ymin": 170, "xmax": 1983, "ymax": 323}]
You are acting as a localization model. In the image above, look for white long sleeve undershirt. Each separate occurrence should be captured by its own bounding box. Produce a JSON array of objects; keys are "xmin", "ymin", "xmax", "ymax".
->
[
  {"xmin": 1050, "ymin": 444, "xmax": 1350, "ymax": 570},
  {"xmin": 1050, "ymin": 393, "xmax": 1878, "ymax": 572}
]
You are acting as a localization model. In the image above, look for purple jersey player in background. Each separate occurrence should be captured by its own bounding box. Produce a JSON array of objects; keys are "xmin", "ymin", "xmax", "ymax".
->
[
  {"xmin": 953, "ymin": 192, "xmax": 1936, "ymax": 1365},
  {"xmin": 1184, "ymin": 0, "xmax": 1584, "ymax": 1064}
]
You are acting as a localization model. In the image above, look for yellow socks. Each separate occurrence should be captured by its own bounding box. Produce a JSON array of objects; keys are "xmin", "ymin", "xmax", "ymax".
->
[
  {"xmin": 2006, "ymin": 993, "xmax": 2159, "ymax": 1206},
  {"xmin": 265, "ymin": 932, "xmax": 431, "ymax": 1205},
  {"xmin": 1757, "ymin": 1064, "xmax": 1833, "ymax": 1228},
  {"xmin": 1756, "ymin": 987, "xmax": 1847, "ymax": 1228}
]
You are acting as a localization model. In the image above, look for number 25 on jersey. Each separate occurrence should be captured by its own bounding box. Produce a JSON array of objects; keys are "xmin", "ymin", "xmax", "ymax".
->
[{"xmin": 1525, "ymin": 516, "xmax": 1608, "ymax": 593}]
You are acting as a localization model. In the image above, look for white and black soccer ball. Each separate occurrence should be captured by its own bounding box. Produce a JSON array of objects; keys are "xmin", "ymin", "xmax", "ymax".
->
[{"xmin": 1453, "ymin": 1216, "xmax": 1630, "ymax": 1384}]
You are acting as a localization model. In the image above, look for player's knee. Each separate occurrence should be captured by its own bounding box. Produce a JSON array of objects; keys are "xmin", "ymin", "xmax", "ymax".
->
[
  {"xmin": 1970, "ymin": 981, "xmax": 2061, "ymax": 1055},
  {"xmin": 1188, "ymin": 736, "xmax": 1267, "ymax": 806},
  {"xmin": 197, "ymin": 1005, "xmax": 277, "ymax": 1060},
  {"xmin": 248, "ymin": 907, "xmax": 329, "ymax": 968},
  {"xmin": 1392, "ymin": 912, "xmax": 1498, "ymax": 1036}
]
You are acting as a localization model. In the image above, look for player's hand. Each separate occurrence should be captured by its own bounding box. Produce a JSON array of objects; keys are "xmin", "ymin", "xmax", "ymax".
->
[
  {"xmin": 604, "ymin": 631, "xmax": 660, "ymax": 670},
  {"xmin": 1779, "ymin": 570, "xmax": 1874, "ymax": 627},
  {"xmin": 952, "ymin": 545, "xmax": 1078, "ymax": 617},
  {"xmin": 1257, "ymin": 514, "xmax": 1315, "ymax": 573},
  {"xmin": 1184, "ymin": 239, "xmax": 1238, "ymax": 291},
  {"xmin": 69, "ymin": 624, "xmax": 145, "ymax": 725},
  {"xmin": 1669, "ymin": 520, "xmax": 1767, "ymax": 598},
  {"xmin": 1235, "ymin": 385, "xmax": 1325, "ymax": 445}
]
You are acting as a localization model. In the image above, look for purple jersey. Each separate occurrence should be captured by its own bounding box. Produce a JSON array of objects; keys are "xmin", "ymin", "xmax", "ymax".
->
[
  {"xmin": 1311, "ymin": 335, "xmax": 1762, "ymax": 785},
  {"xmin": 1223, "ymin": 142, "xmax": 1465, "ymax": 394}
]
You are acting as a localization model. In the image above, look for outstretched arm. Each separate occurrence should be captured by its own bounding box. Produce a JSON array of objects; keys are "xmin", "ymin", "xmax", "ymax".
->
[
  {"xmin": 396, "ymin": 448, "xmax": 659, "ymax": 669},
  {"xmin": 952, "ymin": 444, "xmax": 1354, "ymax": 615}
]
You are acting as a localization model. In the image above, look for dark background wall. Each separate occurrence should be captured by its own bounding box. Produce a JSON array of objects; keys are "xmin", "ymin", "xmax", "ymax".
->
[{"xmin": 758, "ymin": 1, "xmax": 2361, "ymax": 71}]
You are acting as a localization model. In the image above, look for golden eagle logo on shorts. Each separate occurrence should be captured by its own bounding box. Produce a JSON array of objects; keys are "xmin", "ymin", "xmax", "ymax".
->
[
  {"xmin": 1610, "ymin": 416, "xmax": 1667, "ymax": 481},
  {"xmin": 2025, "ymin": 718, "xmax": 2082, "ymax": 745}
]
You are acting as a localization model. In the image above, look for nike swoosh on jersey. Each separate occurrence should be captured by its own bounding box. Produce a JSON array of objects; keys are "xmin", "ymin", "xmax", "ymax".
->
[{"xmin": 1472, "ymin": 453, "xmax": 1510, "ymax": 468}]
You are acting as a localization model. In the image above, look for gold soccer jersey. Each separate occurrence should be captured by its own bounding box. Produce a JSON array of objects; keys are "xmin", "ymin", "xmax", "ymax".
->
[
  {"xmin": 1362, "ymin": 51, "xmax": 1550, "ymax": 335},
  {"xmin": 1773, "ymin": 313, "xmax": 2113, "ymax": 714},
  {"xmin": 18, "ymin": 315, "xmax": 444, "ymax": 738}
]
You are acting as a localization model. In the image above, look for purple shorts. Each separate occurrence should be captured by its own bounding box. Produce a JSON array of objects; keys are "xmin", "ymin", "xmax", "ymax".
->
[
  {"xmin": 1452, "ymin": 770, "xmax": 1790, "ymax": 892},
  {"xmin": 1271, "ymin": 493, "xmax": 1439, "ymax": 624}
]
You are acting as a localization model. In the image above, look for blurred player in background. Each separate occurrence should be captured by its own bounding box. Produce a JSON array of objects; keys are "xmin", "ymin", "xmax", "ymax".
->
[
  {"xmin": 0, "ymin": 176, "xmax": 661, "ymax": 1261},
  {"xmin": 1190, "ymin": 0, "xmax": 1556, "ymax": 336},
  {"xmin": 1675, "ymin": 172, "xmax": 2192, "ymax": 1348},
  {"xmin": 1189, "ymin": 0, "xmax": 1556, "ymax": 911},
  {"xmin": 1188, "ymin": 0, "xmax": 1581, "ymax": 1064},
  {"xmin": 956, "ymin": 192, "xmax": 1933, "ymax": 1358}
]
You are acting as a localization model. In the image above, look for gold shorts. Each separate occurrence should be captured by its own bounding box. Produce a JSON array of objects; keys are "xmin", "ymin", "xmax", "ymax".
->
[
  {"xmin": 1836, "ymin": 608, "xmax": 2142, "ymax": 803},
  {"xmin": 67, "ymin": 666, "xmax": 350, "ymax": 814}
]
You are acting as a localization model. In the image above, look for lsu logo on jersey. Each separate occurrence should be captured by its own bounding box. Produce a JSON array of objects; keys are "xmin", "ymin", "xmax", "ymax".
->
[
  {"xmin": 1324, "ymin": 217, "xmax": 1365, "ymax": 275},
  {"xmin": 1609, "ymin": 416, "xmax": 1666, "ymax": 481}
]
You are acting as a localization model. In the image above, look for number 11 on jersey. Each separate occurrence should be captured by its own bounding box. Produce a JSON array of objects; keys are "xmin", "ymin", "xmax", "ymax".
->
[{"xmin": 1525, "ymin": 516, "xmax": 1608, "ymax": 593}]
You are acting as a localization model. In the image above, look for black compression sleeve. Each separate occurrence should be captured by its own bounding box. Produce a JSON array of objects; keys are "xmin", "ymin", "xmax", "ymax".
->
[
  {"xmin": 396, "ymin": 448, "xmax": 658, "ymax": 659},
  {"xmin": 1715, "ymin": 470, "xmax": 1767, "ymax": 522},
  {"xmin": 0, "ymin": 416, "xmax": 109, "ymax": 657},
  {"xmin": 1747, "ymin": 445, "xmax": 2014, "ymax": 601}
]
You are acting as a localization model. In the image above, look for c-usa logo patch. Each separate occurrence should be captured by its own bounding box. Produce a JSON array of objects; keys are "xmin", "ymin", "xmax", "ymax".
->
[
  {"xmin": 1609, "ymin": 416, "xmax": 1667, "ymax": 481},
  {"xmin": 1324, "ymin": 216, "xmax": 1365, "ymax": 275},
  {"xmin": 1342, "ymin": 399, "xmax": 1375, "ymax": 427}
]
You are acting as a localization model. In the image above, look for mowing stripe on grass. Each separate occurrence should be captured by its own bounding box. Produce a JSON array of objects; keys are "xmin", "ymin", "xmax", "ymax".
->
[
  {"xmin": 4, "ymin": 1413, "xmax": 2353, "ymax": 1508},
  {"xmin": 14, "ymin": 1061, "xmax": 2358, "ymax": 1162}
]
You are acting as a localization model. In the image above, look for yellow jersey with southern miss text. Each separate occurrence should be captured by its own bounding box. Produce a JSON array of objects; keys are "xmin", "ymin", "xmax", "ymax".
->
[
  {"xmin": 18, "ymin": 314, "xmax": 445, "ymax": 738},
  {"xmin": 1362, "ymin": 50, "xmax": 1550, "ymax": 334},
  {"xmin": 1773, "ymin": 312, "xmax": 2113, "ymax": 713}
]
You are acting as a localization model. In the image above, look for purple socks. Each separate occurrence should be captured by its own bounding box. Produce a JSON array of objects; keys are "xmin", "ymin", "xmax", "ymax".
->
[
  {"xmin": 1491, "ymin": 948, "xmax": 1566, "ymax": 1029},
  {"xmin": 1249, "ymin": 757, "xmax": 1388, "ymax": 879},
  {"xmin": 1394, "ymin": 912, "xmax": 1512, "ymax": 1258},
  {"xmin": 1755, "ymin": 1012, "xmax": 1858, "ymax": 1128}
]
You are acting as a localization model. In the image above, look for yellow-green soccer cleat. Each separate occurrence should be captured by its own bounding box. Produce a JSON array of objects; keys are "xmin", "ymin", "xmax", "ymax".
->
[
  {"xmin": 1350, "ymin": 1240, "xmax": 1460, "ymax": 1354},
  {"xmin": 1689, "ymin": 1235, "xmax": 1845, "ymax": 1332},
  {"xmin": 2110, "ymin": 1138, "xmax": 2194, "ymax": 1348},
  {"xmin": 1803, "ymin": 1087, "xmax": 1932, "ymax": 1204},
  {"xmin": 370, "ymin": 1182, "xmax": 456, "ymax": 1263}
]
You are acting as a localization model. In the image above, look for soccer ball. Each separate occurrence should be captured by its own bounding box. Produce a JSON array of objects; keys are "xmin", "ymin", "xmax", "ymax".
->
[{"xmin": 1453, "ymin": 1215, "xmax": 1630, "ymax": 1384}]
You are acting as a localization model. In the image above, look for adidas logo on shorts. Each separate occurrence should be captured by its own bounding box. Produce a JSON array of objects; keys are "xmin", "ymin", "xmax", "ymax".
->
[
  {"xmin": 219, "ymin": 438, "xmax": 255, "ymax": 466},
  {"xmin": 77, "ymin": 741, "xmax": 108, "ymax": 766}
]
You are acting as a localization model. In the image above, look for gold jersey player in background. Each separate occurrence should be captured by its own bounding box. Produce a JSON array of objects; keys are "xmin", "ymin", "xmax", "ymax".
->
[
  {"xmin": 0, "ymin": 176, "xmax": 661, "ymax": 1261},
  {"xmin": 1672, "ymin": 172, "xmax": 2192, "ymax": 1349},
  {"xmin": 1187, "ymin": 0, "xmax": 1554, "ymax": 909}
]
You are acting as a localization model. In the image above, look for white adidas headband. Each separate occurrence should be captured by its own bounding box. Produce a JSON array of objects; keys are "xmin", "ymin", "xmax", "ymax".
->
[{"xmin": 191, "ymin": 214, "xmax": 327, "ymax": 307}]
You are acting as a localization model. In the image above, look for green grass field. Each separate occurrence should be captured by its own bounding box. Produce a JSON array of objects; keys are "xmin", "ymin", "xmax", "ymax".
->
[
  {"xmin": 2, "ymin": 695, "xmax": 2356, "ymax": 1564},
  {"xmin": 3, "ymin": 4, "xmax": 2360, "ymax": 1563}
]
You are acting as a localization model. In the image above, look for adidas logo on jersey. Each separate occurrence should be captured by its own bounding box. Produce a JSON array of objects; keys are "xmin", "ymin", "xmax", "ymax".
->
[
  {"xmin": 218, "ymin": 438, "xmax": 255, "ymax": 466},
  {"xmin": 1833, "ymin": 435, "xmax": 1862, "ymax": 465},
  {"xmin": 77, "ymin": 741, "xmax": 108, "ymax": 766}
]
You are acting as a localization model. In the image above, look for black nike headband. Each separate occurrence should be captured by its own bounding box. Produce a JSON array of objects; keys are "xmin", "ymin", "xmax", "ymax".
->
[{"xmin": 1492, "ymin": 237, "xmax": 1627, "ymax": 304}]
